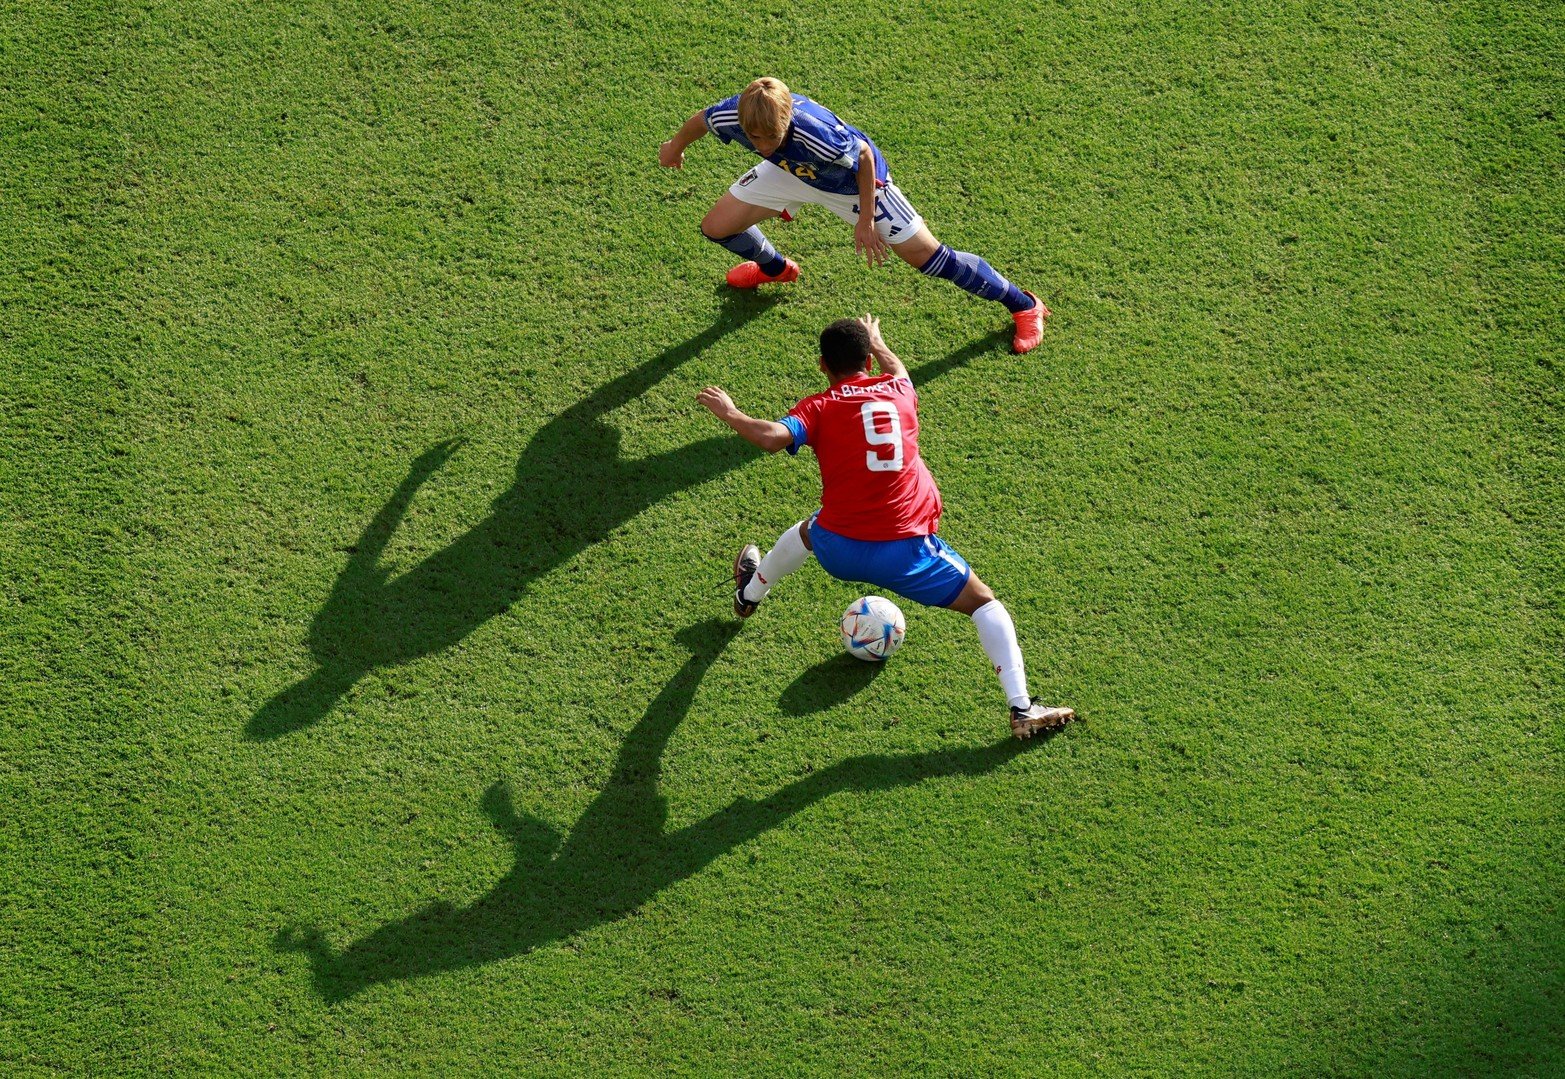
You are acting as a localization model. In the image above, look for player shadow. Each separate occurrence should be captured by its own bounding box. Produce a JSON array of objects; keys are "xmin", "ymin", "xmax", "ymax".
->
[
  {"xmin": 778, "ymin": 652, "xmax": 884, "ymax": 716},
  {"xmin": 276, "ymin": 618, "xmax": 1049, "ymax": 1001},
  {"xmin": 249, "ymin": 320, "xmax": 999, "ymax": 741},
  {"xmin": 248, "ymin": 295, "xmax": 778, "ymax": 740}
]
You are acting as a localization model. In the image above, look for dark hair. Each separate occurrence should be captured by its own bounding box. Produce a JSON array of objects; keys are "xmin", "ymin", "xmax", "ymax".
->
[{"xmin": 819, "ymin": 319, "xmax": 872, "ymax": 376}]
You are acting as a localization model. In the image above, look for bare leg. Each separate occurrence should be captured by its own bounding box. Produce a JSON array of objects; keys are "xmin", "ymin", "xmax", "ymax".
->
[
  {"xmin": 943, "ymin": 570, "xmax": 996, "ymax": 615},
  {"xmin": 701, "ymin": 193, "xmax": 783, "ymax": 240},
  {"xmin": 701, "ymin": 195, "xmax": 795, "ymax": 286},
  {"xmin": 889, "ymin": 225, "xmax": 941, "ymax": 270}
]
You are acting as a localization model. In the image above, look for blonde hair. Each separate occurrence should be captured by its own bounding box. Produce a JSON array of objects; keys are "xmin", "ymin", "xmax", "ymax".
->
[{"xmin": 738, "ymin": 77, "xmax": 793, "ymax": 141}]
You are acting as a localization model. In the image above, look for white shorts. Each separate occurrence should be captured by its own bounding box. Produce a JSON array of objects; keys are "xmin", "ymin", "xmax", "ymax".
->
[{"xmin": 727, "ymin": 161, "xmax": 926, "ymax": 245}]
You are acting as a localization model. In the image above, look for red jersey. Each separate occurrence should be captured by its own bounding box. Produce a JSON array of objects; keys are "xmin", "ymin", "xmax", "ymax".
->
[{"xmin": 782, "ymin": 373, "xmax": 943, "ymax": 541}]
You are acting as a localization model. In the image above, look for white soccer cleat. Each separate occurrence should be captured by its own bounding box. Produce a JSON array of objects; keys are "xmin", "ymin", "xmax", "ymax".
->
[{"xmin": 1009, "ymin": 698, "xmax": 1075, "ymax": 739}]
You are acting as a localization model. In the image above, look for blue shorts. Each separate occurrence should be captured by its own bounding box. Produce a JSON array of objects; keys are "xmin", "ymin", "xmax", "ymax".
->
[{"xmin": 807, "ymin": 515, "xmax": 972, "ymax": 608}]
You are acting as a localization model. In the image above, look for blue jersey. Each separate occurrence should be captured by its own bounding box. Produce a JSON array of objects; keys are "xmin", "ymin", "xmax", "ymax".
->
[{"xmin": 703, "ymin": 93, "xmax": 890, "ymax": 197}]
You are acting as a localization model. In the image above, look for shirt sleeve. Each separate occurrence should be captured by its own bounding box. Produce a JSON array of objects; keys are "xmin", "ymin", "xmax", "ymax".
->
[
  {"xmin": 778, "ymin": 414, "xmax": 808, "ymax": 456},
  {"xmin": 703, "ymin": 95, "xmax": 742, "ymax": 143}
]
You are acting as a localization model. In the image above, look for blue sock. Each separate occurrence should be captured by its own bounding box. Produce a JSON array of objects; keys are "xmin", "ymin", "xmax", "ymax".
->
[
  {"xmin": 706, "ymin": 226, "xmax": 787, "ymax": 276},
  {"xmin": 919, "ymin": 244, "xmax": 1034, "ymax": 313}
]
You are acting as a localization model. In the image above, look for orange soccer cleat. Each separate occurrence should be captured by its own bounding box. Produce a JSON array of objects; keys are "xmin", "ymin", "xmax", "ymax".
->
[
  {"xmin": 725, "ymin": 258, "xmax": 800, "ymax": 290},
  {"xmin": 1011, "ymin": 291, "xmax": 1051, "ymax": 354}
]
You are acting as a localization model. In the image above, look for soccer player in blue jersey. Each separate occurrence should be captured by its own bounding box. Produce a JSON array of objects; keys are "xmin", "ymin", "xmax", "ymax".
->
[{"xmin": 659, "ymin": 77, "xmax": 1051, "ymax": 354}]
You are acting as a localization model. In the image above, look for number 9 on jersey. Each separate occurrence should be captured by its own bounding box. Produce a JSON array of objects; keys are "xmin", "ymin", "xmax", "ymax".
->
[{"xmin": 860, "ymin": 403, "xmax": 903, "ymax": 472}]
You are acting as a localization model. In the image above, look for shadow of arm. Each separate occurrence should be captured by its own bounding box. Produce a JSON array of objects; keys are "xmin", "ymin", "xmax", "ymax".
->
[
  {"xmin": 341, "ymin": 438, "xmax": 467, "ymax": 578},
  {"xmin": 905, "ymin": 336, "xmax": 1004, "ymax": 390}
]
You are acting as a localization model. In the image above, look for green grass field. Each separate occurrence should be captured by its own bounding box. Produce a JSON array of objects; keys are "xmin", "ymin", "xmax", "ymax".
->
[{"xmin": 4, "ymin": 0, "xmax": 1560, "ymax": 1072}]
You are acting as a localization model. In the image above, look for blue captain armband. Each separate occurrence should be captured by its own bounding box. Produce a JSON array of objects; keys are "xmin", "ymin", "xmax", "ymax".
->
[{"xmin": 778, "ymin": 415, "xmax": 807, "ymax": 455}]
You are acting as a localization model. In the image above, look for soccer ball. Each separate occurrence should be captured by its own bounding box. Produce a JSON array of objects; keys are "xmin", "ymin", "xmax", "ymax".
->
[{"xmin": 840, "ymin": 596, "xmax": 906, "ymax": 662}]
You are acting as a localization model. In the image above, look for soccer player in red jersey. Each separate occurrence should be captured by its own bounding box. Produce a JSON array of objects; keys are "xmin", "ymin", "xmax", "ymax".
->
[{"xmin": 697, "ymin": 316, "xmax": 1074, "ymax": 738}]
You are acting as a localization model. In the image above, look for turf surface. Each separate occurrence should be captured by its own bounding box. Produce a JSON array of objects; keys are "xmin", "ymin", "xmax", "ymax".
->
[{"xmin": 3, "ymin": 0, "xmax": 1560, "ymax": 1072}]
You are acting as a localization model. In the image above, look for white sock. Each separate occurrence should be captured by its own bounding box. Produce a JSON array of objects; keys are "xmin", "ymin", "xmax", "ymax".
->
[
  {"xmin": 743, "ymin": 521, "xmax": 812, "ymax": 602},
  {"xmin": 971, "ymin": 599, "xmax": 1031, "ymax": 709}
]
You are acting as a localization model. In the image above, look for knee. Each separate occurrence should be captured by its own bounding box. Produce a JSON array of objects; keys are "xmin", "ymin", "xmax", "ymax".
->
[
  {"xmin": 899, "ymin": 241, "xmax": 938, "ymax": 271},
  {"xmin": 889, "ymin": 226, "xmax": 940, "ymax": 269},
  {"xmin": 796, "ymin": 521, "xmax": 813, "ymax": 551},
  {"xmin": 969, "ymin": 576, "xmax": 995, "ymax": 605},
  {"xmin": 700, "ymin": 215, "xmax": 733, "ymax": 242}
]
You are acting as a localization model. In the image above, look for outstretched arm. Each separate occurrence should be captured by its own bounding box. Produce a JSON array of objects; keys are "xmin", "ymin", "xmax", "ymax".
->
[
  {"xmin": 660, "ymin": 111, "xmax": 709, "ymax": 168},
  {"xmin": 857, "ymin": 314, "xmax": 907, "ymax": 380},
  {"xmin": 342, "ymin": 438, "xmax": 465, "ymax": 580},
  {"xmin": 697, "ymin": 386, "xmax": 793, "ymax": 453}
]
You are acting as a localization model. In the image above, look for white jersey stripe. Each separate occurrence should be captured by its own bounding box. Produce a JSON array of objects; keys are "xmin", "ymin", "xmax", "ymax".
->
[
  {"xmin": 797, "ymin": 125, "xmax": 850, "ymax": 155},
  {"xmin": 792, "ymin": 130, "xmax": 843, "ymax": 160},
  {"xmin": 791, "ymin": 128, "xmax": 833, "ymax": 153}
]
